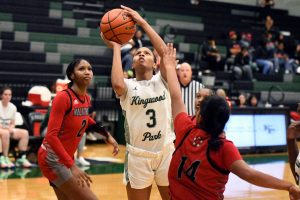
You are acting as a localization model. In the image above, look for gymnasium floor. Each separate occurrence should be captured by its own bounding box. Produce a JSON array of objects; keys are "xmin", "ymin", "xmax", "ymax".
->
[{"xmin": 0, "ymin": 144, "xmax": 296, "ymax": 200}]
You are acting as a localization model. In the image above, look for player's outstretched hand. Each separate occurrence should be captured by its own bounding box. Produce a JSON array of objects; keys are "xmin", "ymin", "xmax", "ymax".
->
[
  {"xmin": 121, "ymin": 5, "xmax": 146, "ymax": 26},
  {"xmin": 289, "ymin": 185, "xmax": 300, "ymax": 200},
  {"xmin": 161, "ymin": 43, "xmax": 177, "ymax": 70},
  {"xmin": 71, "ymin": 164, "xmax": 93, "ymax": 188},
  {"xmin": 105, "ymin": 133, "xmax": 119, "ymax": 156}
]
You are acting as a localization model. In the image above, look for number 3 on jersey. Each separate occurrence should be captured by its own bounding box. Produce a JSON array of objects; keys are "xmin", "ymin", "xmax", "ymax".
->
[
  {"xmin": 146, "ymin": 109, "xmax": 156, "ymax": 128},
  {"xmin": 77, "ymin": 119, "xmax": 87, "ymax": 137}
]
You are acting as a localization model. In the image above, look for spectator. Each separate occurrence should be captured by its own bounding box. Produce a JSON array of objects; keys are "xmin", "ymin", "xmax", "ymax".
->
[
  {"xmin": 254, "ymin": 39, "xmax": 274, "ymax": 74},
  {"xmin": 264, "ymin": 16, "xmax": 279, "ymax": 39},
  {"xmin": 226, "ymin": 31, "xmax": 241, "ymax": 69},
  {"xmin": 216, "ymin": 88, "xmax": 233, "ymax": 108},
  {"xmin": 293, "ymin": 44, "xmax": 300, "ymax": 74},
  {"xmin": 121, "ymin": 39, "xmax": 135, "ymax": 77},
  {"xmin": 248, "ymin": 93, "xmax": 264, "ymax": 107},
  {"xmin": 201, "ymin": 37, "xmax": 226, "ymax": 71},
  {"xmin": 274, "ymin": 41, "xmax": 295, "ymax": 74},
  {"xmin": 260, "ymin": 0, "xmax": 275, "ymax": 19},
  {"xmin": 177, "ymin": 62, "xmax": 204, "ymax": 116},
  {"xmin": 237, "ymin": 93, "xmax": 248, "ymax": 107},
  {"xmin": 233, "ymin": 47, "xmax": 254, "ymax": 81},
  {"xmin": 0, "ymin": 86, "xmax": 32, "ymax": 168},
  {"xmin": 132, "ymin": 29, "xmax": 144, "ymax": 50},
  {"xmin": 240, "ymin": 32, "xmax": 253, "ymax": 49}
]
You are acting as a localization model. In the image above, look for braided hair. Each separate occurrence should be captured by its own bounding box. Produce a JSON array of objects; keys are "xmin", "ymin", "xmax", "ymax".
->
[{"xmin": 198, "ymin": 95, "xmax": 230, "ymax": 151}]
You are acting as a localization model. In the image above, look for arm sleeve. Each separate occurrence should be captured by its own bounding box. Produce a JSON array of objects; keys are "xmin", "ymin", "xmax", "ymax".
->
[
  {"xmin": 86, "ymin": 117, "xmax": 109, "ymax": 138},
  {"xmin": 174, "ymin": 112, "xmax": 195, "ymax": 147},
  {"xmin": 222, "ymin": 141, "xmax": 243, "ymax": 170},
  {"xmin": 44, "ymin": 92, "xmax": 74, "ymax": 168},
  {"xmin": 88, "ymin": 116, "xmax": 96, "ymax": 126}
]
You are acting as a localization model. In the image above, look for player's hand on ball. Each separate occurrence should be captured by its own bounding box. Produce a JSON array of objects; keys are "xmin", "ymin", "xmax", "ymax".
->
[
  {"xmin": 100, "ymin": 32, "xmax": 120, "ymax": 49},
  {"xmin": 121, "ymin": 5, "xmax": 146, "ymax": 26}
]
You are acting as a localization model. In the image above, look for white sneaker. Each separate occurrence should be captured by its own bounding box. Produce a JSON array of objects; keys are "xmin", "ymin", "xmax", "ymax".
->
[
  {"xmin": 76, "ymin": 157, "xmax": 90, "ymax": 166},
  {"xmin": 86, "ymin": 132, "xmax": 97, "ymax": 141},
  {"xmin": 0, "ymin": 156, "xmax": 8, "ymax": 169},
  {"xmin": 15, "ymin": 155, "xmax": 32, "ymax": 168},
  {"xmin": 5, "ymin": 157, "xmax": 15, "ymax": 168}
]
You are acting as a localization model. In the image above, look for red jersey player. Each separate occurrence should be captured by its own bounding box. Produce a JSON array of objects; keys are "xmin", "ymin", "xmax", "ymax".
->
[
  {"xmin": 38, "ymin": 59, "xmax": 118, "ymax": 200},
  {"xmin": 161, "ymin": 43, "xmax": 300, "ymax": 200}
]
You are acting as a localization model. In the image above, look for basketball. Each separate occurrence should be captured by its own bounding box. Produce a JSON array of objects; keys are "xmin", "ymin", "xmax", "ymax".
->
[{"xmin": 100, "ymin": 8, "xmax": 136, "ymax": 45}]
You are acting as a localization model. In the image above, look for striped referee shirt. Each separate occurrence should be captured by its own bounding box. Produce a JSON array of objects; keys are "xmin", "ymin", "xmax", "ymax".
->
[{"xmin": 180, "ymin": 80, "xmax": 204, "ymax": 116}]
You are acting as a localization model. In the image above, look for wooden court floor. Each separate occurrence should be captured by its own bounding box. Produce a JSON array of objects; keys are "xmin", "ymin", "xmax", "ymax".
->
[{"xmin": 0, "ymin": 144, "xmax": 297, "ymax": 200}]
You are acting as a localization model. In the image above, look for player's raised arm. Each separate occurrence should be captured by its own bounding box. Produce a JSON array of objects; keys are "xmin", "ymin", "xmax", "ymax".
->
[
  {"xmin": 161, "ymin": 43, "xmax": 186, "ymax": 117},
  {"xmin": 121, "ymin": 5, "xmax": 168, "ymax": 79},
  {"xmin": 101, "ymin": 33, "xmax": 127, "ymax": 97}
]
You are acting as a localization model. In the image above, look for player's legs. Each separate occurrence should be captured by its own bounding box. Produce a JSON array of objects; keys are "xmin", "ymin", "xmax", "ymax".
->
[
  {"xmin": 53, "ymin": 187, "xmax": 69, "ymax": 200},
  {"xmin": 56, "ymin": 176, "xmax": 98, "ymax": 200},
  {"xmin": 0, "ymin": 128, "xmax": 10, "ymax": 156},
  {"xmin": 10, "ymin": 128, "xmax": 29, "ymax": 151},
  {"xmin": 124, "ymin": 146, "xmax": 158, "ymax": 199},
  {"xmin": 126, "ymin": 182, "xmax": 152, "ymax": 200},
  {"xmin": 155, "ymin": 144, "xmax": 174, "ymax": 200},
  {"xmin": 157, "ymin": 186, "xmax": 170, "ymax": 200},
  {"xmin": 38, "ymin": 148, "xmax": 97, "ymax": 200}
]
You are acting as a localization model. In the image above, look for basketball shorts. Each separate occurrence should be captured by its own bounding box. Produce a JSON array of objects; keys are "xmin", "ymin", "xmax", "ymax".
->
[
  {"xmin": 123, "ymin": 143, "xmax": 175, "ymax": 189},
  {"xmin": 38, "ymin": 144, "xmax": 72, "ymax": 187}
]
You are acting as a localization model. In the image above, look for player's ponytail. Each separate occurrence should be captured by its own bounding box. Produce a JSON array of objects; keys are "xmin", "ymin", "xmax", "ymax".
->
[{"xmin": 198, "ymin": 95, "xmax": 230, "ymax": 151}]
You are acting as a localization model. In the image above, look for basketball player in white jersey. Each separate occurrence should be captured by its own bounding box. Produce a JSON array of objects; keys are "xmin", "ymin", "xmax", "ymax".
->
[
  {"xmin": 287, "ymin": 103, "xmax": 300, "ymax": 185},
  {"xmin": 102, "ymin": 5, "xmax": 175, "ymax": 200}
]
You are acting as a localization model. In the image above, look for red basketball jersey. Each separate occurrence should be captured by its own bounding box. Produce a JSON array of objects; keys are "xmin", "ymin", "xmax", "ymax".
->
[
  {"xmin": 42, "ymin": 88, "xmax": 95, "ymax": 168},
  {"xmin": 169, "ymin": 112, "xmax": 242, "ymax": 200}
]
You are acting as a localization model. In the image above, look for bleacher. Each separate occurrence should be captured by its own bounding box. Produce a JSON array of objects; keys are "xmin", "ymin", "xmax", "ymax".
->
[{"xmin": 0, "ymin": 0, "xmax": 300, "ymax": 140}]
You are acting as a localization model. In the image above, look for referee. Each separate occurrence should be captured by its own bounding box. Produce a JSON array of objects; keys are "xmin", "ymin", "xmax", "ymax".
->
[{"xmin": 177, "ymin": 62, "xmax": 204, "ymax": 116}]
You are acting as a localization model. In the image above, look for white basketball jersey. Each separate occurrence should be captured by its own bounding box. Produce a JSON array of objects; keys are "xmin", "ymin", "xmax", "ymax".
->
[
  {"xmin": 295, "ymin": 153, "xmax": 300, "ymax": 185},
  {"xmin": 0, "ymin": 101, "xmax": 16, "ymax": 128},
  {"xmin": 120, "ymin": 73, "xmax": 175, "ymax": 152}
]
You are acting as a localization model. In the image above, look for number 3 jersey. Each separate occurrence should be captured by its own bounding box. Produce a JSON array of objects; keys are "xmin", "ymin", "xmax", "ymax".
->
[
  {"xmin": 42, "ymin": 88, "xmax": 94, "ymax": 168},
  {"xmin": 120, "ymin": 73, "xmax": 175, "ymax": 152}
]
